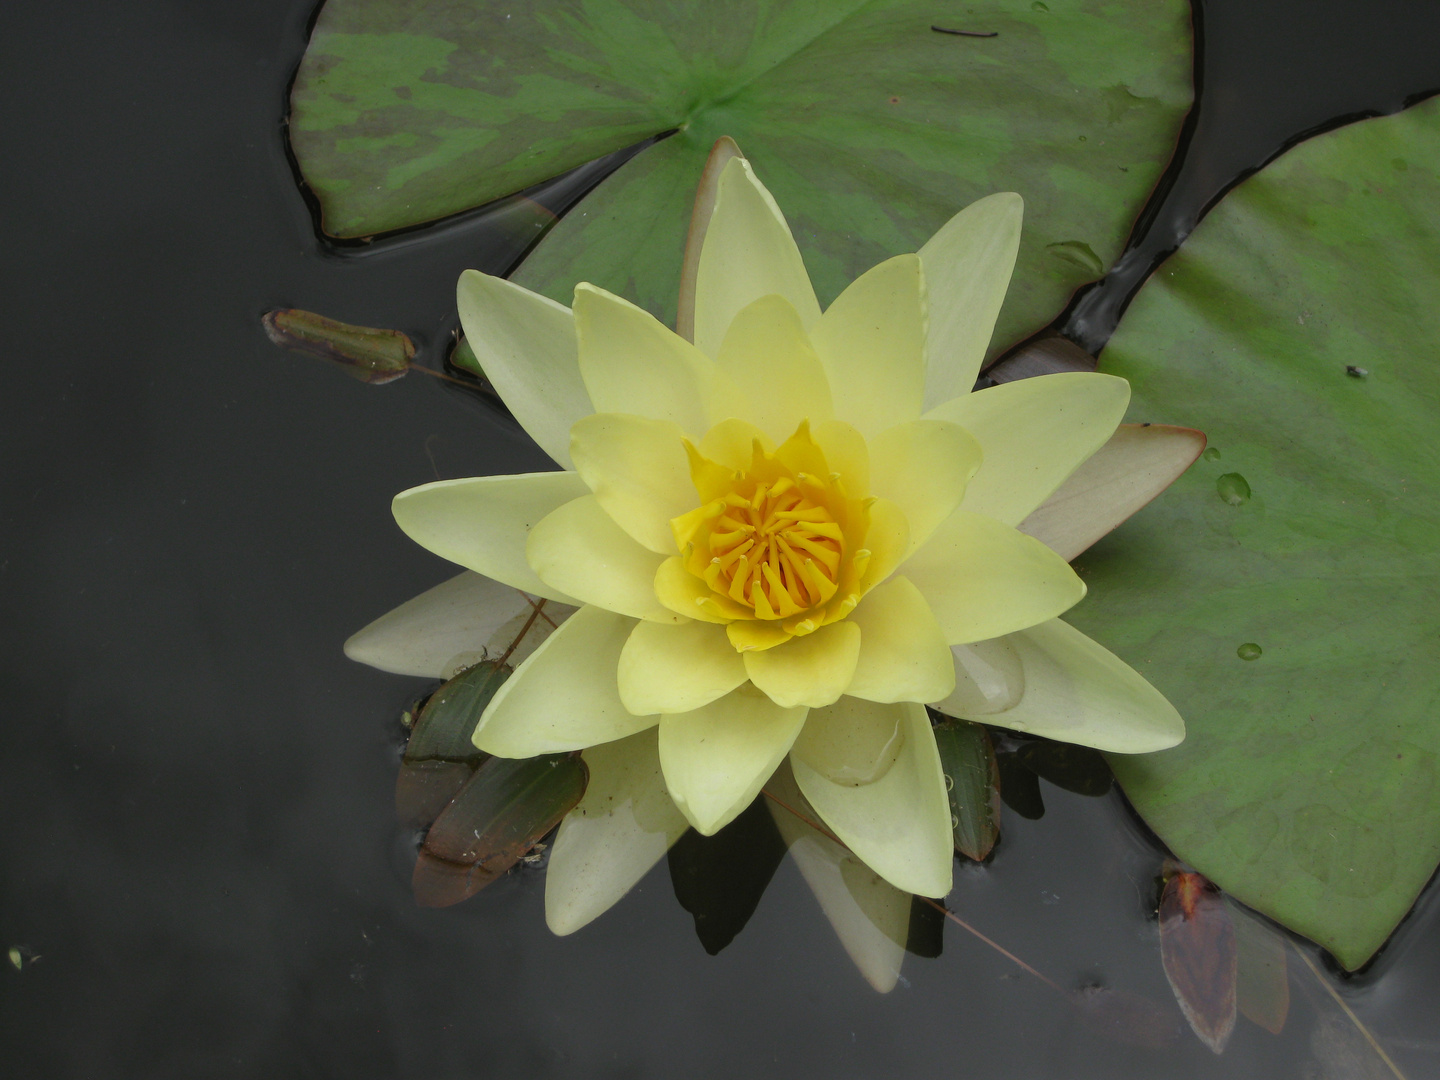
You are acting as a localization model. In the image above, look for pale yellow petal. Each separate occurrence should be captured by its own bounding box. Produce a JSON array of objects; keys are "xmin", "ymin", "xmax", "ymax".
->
[
  {"xmin": 573, "ymin": 283, "xmax": 742, "ymax": 437},
  {"xmin": 809, "ymin": 254, "xmax": 927, "ymax": 437},
  {"xmin": 934, "ymin": 619, "xmax": 1185, "ymax": 753},
  {"xmin": 653, "ymin": 556, "xmax": 752, "ymax": 623},
  {"xmin": 902, "ymin": 510, "xmax": 1086, "ymax": 644},
  {"xmin": 526, "ymin": 495, "xmax": 677, "ymax": 622},
  {"xmin": 792, "ymin": 695, "xmax": 906, "ymax": 786},
  {"xmin": 867, "ymin": 419, "xmax": 983, "ymax": 554},
  {"xmin": 545, "ymin": 728, "xmax": 690, "ymax": 935},
  {"xmin": 726, "ymin": 620, "xmax": 793, "ymax": 652},
  {"xmin": 693, "ymin": 157, "xmax": 821, "ymax": 361},
  {"xmin": 699, "ymin": 416, "xmax": 773, "ymax": 471},
  {"xmin": 344, "ymin": 571, "xmax": 571, "ymax": 679},
  {"xmin": 792, "ymin": 701, "xmax": 953, "ymax": 897},
  {"xmin": 856, "ymin": 497, "xmax": 910, "ymax": 595},
  {"xmin": 392, "ymin": 471, "xmax": 588, "ymax": 604},
  {"xmin": 810, "ymin": 419, "xmax": 870, "ymax": 498},
  {"xmin": 456, "ymin": 270, "xmax": 591, "ymax": 468},
  {"xmin": 473, "ymin": 605, "xmax": 657, "ymax": 757},
  {"xmin": 845, "ymin": 577, "xmax": 956, "ymax": 704},
  {"xmin": 1019, "ymin": 423, "xmax": 1206, "ymax": 560},
  {"xmin": 765, "ymin": 762, "xmax": 909, "ymax": 993},
  {"xmin": 715, "ymin": 294, "xmax": 833, "ymax": 443},
  {"xmin": 744, "ymin": 621, "xmax": 861, "ymax": 709},
  {"xmin": 925, "ymin": 372, "xmax": 1131, "ymax": 525},
  {"xmin": 659, "ymin": 686, "xmax": 809, "ymax": 834},
  {"xmin": 918, "ymin": 192, "xmax": 1023, "ymax": 410},
  {"xmin": 570, "ymin": 413, "xmax": 693, "ymax": 555},
  {"xmin": 618, "ymin": 620, "xmax": 748, "ymax": 714}
]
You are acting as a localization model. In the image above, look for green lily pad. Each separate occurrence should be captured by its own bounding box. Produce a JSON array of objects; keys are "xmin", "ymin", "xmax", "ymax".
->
[
  {"xmin": 1080, "ymin": 95, "xmax": 1440, "ymax": 969},
  {"xmin": 290, "ymin": 0, "xmax": 1191, "ymax": 359}
]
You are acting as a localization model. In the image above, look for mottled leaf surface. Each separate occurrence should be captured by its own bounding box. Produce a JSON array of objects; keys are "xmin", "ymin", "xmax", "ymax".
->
[
  {"xmin": 291, "ymin": 0, "xmax": 1191, "ymax": 360},
  {"xmin": 1086, "ymin": 96, "xmax": 1440, "ymax": 969}
]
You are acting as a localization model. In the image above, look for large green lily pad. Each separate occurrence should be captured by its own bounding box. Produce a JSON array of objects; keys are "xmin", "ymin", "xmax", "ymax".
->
[
  {"xmin": 290, "ymin": 0, "xmax": 1191, "ymax": 359},
  {"xmin": 1081, "ymin": 96, "xmax": 1440, "ymax": 969}
]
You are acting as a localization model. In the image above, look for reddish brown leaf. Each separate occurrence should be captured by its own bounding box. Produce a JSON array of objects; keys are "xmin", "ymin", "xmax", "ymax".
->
[
  {"xmin": 413, "ymin": 753, "xmax": 588, "ymax": 908},
  {"xmin": 1159, "ymin": 871, "xmax": 1238, "ymax": 1053},
  {"xmin": 395, "ymin": 760, "xmax": 476, "ymax": 829},
  {"xmin": 412, "ymin": 851, "xmax": 504, "ymax": 909}
]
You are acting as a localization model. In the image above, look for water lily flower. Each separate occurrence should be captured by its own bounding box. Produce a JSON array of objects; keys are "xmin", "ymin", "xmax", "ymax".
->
[{"xmin": 348, "ymin": 140, "xmax": 1188, "ymax": 944}]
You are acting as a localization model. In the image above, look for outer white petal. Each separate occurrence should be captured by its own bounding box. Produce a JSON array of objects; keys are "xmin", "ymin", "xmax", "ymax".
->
[
  {"xmin": 545, "ymin": 729, "xmax": 690, "ymax": 935},
  {"xmin": 1018, "ymin": 423, "xmax": 1207, "ymax": 561},
  {"xmin": 456, "ymin": 270, "xmax": 591, "ymax": 468},
  {"xmin": 934, "ymin": 618, "xmax": 1185, "ymax": 753},
  {"xmin": 793, "ymin": 701, "xmax": 954, "ymax": 898},
  {"xmin": 765, "ymin": 762, "xmax": 909, "ymax": 993},
  {"xmin": 344, "ymin": 571, "xmax": 572, "ymax": 678},
  {"xmin": 919, "ymin": 192, "xmax": 1023, "ymax": 409},
  {"xmin": 472, "ymin": 605, "xmax": 657, "ymax": 757}
]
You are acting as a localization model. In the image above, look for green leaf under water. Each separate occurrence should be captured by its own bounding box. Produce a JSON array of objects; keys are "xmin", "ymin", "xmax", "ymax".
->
[
  {"xmin": 1082, "ymin": 95, "xmax": 1440, "ymax": 970},
  {"xmin": 932, "ymin": 717, "xmax": 1002, "ymax": 861},
  {"xmin": 289, "ymin": 0, "xmax": 1192, "ymax": 361}
]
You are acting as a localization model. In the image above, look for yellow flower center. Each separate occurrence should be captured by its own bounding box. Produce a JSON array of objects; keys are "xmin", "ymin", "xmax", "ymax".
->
[
  {"xmin": 670, "ymin": 421, "xmax": 872, "ymax": 645},
  {"xmin": 702, "ymin": 476, "xmax": 841, "ymax": 617}
]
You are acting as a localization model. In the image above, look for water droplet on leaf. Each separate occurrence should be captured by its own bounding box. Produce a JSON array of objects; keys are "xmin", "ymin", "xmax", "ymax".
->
[
  {"xmin": 1237, "ymin": 643, "xmax": 1262, "ymax": 661},
  {"xmin": 1216, "ymin": 473, "xmax": 1251, "ymax": 505},
  {"xmin": 1202, "ymin": 447, "xmax": 1221, "ymax": 461}
]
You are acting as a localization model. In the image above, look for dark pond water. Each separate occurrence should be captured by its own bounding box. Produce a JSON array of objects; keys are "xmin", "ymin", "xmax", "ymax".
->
[{"xmin": 3, "ymin": 1, "xmax": 1439, "ymax": 1077}]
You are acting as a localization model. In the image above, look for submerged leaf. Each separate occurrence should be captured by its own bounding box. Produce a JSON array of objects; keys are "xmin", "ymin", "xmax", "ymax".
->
[
  {"xmin": 1159, "ymin": 871, "xmax": 1237, "ymax": 1054},
  {"xmin": 262, "ymin": 308, "xmax": 413, "ymax": 383},
  {"xmin": 1093, "ymin": 93, "xmax": 1440, "ymax": 969},
  {"xmin": 414, "ymin": 753, "xmax": 588, "ymax": 908},
  {"xmin": 406, "ymin": 660, "xmax": 508, "ymax": 764},
  {"xmin": 667, "ymin": 797, "xmax": 787, "ymax": 955},
  {"xmin": 932, "ymin": 717, "xmax": 1001, "ymax": 860},
  {"xmin": 1227, "ymin": 899, "xmax": 1290, "ymax": 1036},
  {"xmin": 290, "ymin": 0, "xmax": 1191, "ymax": 362},
  {"xmin": 395, "ymin": 759, "xmax": 477, "ymax": 830}
]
